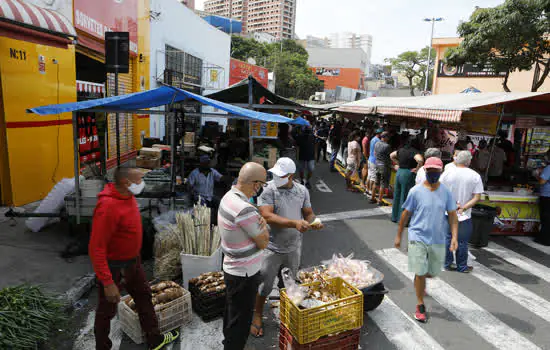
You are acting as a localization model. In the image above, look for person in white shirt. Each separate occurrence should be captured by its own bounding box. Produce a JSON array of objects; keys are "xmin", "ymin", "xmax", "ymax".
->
[
  {"xmin": 416, "ymin": 148, "xmax": 442, "ymax": 185},
  {"xmin": 444, "ymin": 145, "xmax": 466, "ymax": 172},
  {"xmin": 441, "ymin": 151, "xmax": 484, "ymax": 273}
]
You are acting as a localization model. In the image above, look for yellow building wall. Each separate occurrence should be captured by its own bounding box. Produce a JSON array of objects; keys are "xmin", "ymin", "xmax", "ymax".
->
[
  {"xmin": 134, "ymin": 0, "xmax": 151, "ymax": 149},
  {"xmin": 432, "ymin": 44, "xmax": 550, "ymax": 95},
  {"xmin": 0, "ymin": 37, "xmax": 76, "ymax": 205}
]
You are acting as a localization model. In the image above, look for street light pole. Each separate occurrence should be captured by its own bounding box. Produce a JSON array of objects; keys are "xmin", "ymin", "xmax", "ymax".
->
[{"xmin": 423, "ymin": 17, "xmax": 443, "ymax": 92}]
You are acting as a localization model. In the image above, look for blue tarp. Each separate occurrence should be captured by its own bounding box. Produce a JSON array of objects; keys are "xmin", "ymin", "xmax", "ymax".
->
[
  {"xmin": 29, "ymin": 85, "xmax": 305, "ymax": 125},
  {"xmin": 292, "ymin": 116, "xmax": 310, "ymax": 126},
  {"xmin": 203, "ymin": 16, "xmax": 242, "ymax": 34}
]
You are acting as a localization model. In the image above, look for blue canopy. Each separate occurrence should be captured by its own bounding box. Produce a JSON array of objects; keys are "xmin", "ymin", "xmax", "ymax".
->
[
  {"xmin": 292, "ymin": 116, "xmax": 310, "ymax": 126},
  {"xmin": 28, "ymin": 85, "xmax": 300, "ymax": 124},
  {"xmin": 461, "ymin": 87, "xmax": 481, "ymax": 94}
]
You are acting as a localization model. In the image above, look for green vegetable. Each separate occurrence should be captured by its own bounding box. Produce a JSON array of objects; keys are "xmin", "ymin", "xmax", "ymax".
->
[{"xmin": 0, "ymin": 285, "xmax": 66, "ymax": 349}]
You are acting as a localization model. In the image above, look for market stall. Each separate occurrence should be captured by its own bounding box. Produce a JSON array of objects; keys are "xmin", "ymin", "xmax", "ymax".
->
[
  {"xmin": 28, "ymin": 85, "xmax": 299, "ymax": 224},
  {"xmin": 206, "ymin": 76, "xmax": 309, "ymax": 171},
  {"xmin": 336, "ymin": 92, "xmax": 550, "ymax": 236}
]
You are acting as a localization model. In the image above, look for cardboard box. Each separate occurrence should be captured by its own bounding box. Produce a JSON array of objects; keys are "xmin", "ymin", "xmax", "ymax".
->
[{"xmin": 136, "ymin": 156, "xmax": 161, "ymax": 169}]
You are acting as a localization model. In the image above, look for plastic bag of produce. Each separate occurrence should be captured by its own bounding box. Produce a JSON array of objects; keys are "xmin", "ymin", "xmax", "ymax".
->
[{"xmin": 281, "ymin": 267, "xmax": 307, "ymax": 306}]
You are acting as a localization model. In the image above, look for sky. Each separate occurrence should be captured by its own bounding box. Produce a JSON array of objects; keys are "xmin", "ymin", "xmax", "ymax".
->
[{"xmin": 195, "ymin": 0, "xmax": 505, "ymax": 64}]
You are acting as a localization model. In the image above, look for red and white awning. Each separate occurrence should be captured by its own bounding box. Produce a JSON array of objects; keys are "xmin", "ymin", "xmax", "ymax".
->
[
  {"xmin": 0, "ymin": 0, "xmax": 76, "ymax": 38},
  {"xmin": 77, "ymin": 80, "xmax": 105, "ymax": 95}
]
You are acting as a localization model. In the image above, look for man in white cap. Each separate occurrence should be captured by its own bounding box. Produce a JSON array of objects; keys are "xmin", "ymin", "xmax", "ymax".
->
[{"xmin": 250, "ymin": 157, "xmax": 323, "ymax": 337}]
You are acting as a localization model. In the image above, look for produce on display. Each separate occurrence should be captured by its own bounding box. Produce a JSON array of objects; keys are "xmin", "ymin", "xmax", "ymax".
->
[
  {"xmin": 300, "ymin": 254, "xmax": 378, "ymax": 289},
  {"xmin": 153, "ymin": 200, "xmax": 221, "ymax": 279},
  {"xmin": 124, "ymin": 281, "xmax": 185, "ymax": 312},
  {"xmin": 189, "ymin": 271, "xmax": 225, "ymax": 294},
  {"xmin": 0, "ymin": 285, "xmax": 65, "ymax": 350}
]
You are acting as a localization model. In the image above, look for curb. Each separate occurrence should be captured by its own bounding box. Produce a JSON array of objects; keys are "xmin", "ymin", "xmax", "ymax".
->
[{"xmin": 59, "ymin": 273, "xmax": 96, "ymax": 310}]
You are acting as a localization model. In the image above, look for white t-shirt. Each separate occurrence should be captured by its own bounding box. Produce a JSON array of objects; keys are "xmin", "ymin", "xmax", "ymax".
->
[
  {"xmin": 441, "ymin": 167, "xmax": 484, "ymax": 221},
  {"xmin": 415, "ymin": 166, "xmax": 426, "ymax": 185},
  {"xmin": 489, "ymin": 147, "xmax": 506, "ymax": 177},
  {"xmin": 347, "ymin": 140, "xmax": 361, "ymax": 166},
  {"xmin": 445, "ymin": 162, "xmax": 456, "ymax": 172}
]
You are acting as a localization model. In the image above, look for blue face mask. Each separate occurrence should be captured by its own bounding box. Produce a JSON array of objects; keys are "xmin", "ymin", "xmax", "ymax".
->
[{"xmin": 426, "ymin": 172, "xmax": 441, "ymax": 184}]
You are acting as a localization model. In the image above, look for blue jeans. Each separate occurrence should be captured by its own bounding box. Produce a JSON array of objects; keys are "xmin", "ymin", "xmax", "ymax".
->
[{"xmin": 445, "ymin": 219, "xmax": 473, "ymax": 272}]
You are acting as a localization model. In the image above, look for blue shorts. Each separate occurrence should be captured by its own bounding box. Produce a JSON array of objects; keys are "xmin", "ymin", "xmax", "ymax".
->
[{"xmin": 299, "ymin": 160, "xmax": 315, "ymax": 173}]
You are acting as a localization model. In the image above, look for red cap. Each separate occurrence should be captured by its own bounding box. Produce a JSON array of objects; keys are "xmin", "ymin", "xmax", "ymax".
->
[{"xmin": 424, "ymin": 157, "xmax": 443, "ymax": 170}]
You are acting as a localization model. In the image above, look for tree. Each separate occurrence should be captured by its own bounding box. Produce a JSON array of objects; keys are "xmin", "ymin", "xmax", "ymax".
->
[
  {"xmin": 417, "ymin": 46, "xmax": 437, "ymax": 92},
  {"xmin": 445, "ymin": 0, "xmax": 550, "ymax": 92},
  {"xmin": 385, "ymin": 50, "xmax": 425, "ymax": 96},
  {"xmin": 230, "ymin": 37, "xmax": 323, "ymax": 99}
]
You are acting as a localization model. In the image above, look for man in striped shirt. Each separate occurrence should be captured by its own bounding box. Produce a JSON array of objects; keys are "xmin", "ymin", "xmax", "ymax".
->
[{"xmin": 218, "ymin": 162, "xmax": 269, "ymax": 350}]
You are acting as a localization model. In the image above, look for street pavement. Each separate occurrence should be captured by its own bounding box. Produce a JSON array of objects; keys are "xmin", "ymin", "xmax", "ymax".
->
[{"xmin": 70, "ymin": 163, "xmax": 550, "ymax": 350}]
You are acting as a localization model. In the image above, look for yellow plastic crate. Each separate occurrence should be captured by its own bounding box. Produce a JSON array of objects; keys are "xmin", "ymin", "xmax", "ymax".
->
[{"xmin": 279, "ymin": 277, "xmax": 364, "ymax": 344}]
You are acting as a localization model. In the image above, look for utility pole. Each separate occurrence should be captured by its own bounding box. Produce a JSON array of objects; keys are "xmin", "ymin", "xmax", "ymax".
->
[{"xmin": 423, "ymin": 17, "xmax": 443, "ymax": 92}]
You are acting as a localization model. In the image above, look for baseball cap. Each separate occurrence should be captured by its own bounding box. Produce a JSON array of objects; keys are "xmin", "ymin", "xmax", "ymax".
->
[
  {"xmin": 376, "ymin": 128, "xmax": 384, "ymax": 134},
  {"xmin": 268, "ymin": 157, "xmax": 296, "ymax": 177},
  {"xmin": 424, "ymin": 157, "xmax": 443, "ymax": 170}
]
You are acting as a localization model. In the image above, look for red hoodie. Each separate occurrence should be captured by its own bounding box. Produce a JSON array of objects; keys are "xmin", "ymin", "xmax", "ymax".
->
[{"xmin": 89, "ymin": 183, "xmax": 142, "ymax": 286}]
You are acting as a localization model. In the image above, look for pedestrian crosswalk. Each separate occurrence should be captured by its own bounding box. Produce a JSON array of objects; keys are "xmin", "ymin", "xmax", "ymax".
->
[
  {"xmin": 376, "ymin": 248, "xmax": 542, "ymax": 350},
  {"xmin": 74, "ymin": 236, "xmax": 550, "ymax": 350}
]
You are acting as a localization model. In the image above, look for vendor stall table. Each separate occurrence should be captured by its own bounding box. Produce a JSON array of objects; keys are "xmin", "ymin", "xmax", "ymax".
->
[{"xmin": 480, "ymin": 191, "xmax": 540, "ymax": 236}]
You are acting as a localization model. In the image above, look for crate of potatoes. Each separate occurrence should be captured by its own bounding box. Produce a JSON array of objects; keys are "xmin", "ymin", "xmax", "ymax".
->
[
  {"xmin": 118, "ymin": 281, "xmax": 192, "ymax": 344},
  {"xmin": 188, "ymin": 271, "xmax": 226, "ymax": 322}
]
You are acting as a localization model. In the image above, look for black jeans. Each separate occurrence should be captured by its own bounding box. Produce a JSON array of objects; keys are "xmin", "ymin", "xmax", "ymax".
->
[
  {"xmin": 223, "ymin": 271, "xmax": 261, "ymax": 350},
  {"xmin": 536, "ymin": 196, "xmax": 550, "ymax": 245}
]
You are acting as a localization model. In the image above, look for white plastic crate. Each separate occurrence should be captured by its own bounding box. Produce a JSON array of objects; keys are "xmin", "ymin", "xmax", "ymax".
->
[
  {"xmin": 180, "ymin": 248, "xmax": 223, "ymax": 288},
  {"xmin": 118, "ymin": 287, "xmax": 192, "ymax": 344}
]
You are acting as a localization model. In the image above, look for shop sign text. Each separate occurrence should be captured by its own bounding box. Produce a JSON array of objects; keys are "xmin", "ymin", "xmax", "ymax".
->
[{"xmin": 9, "ymin": 48, "xmax": 27, "ymax": 61}]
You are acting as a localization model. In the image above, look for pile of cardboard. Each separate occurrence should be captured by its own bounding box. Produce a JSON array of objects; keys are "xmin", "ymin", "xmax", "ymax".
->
[{"xmin": 136, "ymin": 147, "xmax": 162, "ymax": 169}]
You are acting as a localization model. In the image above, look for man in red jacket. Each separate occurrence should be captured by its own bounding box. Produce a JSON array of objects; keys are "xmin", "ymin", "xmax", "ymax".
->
[{"xmin": 90, "ymin": 167, "xmax": 178, "ymax": 350}]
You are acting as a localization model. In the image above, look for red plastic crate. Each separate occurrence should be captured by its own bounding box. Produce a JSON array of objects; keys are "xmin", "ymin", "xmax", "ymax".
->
[{"xmin": 279, "ymin": 323, "xmax": 361, "ymax": 350}]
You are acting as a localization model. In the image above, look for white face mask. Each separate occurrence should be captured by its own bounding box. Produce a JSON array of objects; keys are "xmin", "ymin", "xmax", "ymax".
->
[
  {"xmin": 128, "ymin": 181, "xmax": 145, "ymax": 195},
  {"xmin": 272, "ymin": 174, "xmax": 289, "ymax": 188}
]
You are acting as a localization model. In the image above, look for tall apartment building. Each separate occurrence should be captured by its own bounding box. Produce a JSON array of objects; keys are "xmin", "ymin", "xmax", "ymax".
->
[{"xmin": 204, "ymin": 0, "xmax": 297, "ymax": 39}]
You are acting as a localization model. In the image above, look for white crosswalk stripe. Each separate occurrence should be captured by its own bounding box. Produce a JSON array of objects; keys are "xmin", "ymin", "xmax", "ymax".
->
[
  {"xmin": 484, "ymin": 241, "xmax": 550, "ymax": 284},
  {"xmin": 469, "ymin": 260, "xmax": 550, "ymax": 323},
  {"xmin": 369, "ymin": 297, "xmax": 445, "ymax": 350},
  {"xmin": 510, "ymin": 236, "xmax": 550, "ymax": 255},
  {"xmin": 376, "ymin": 248, "xmax": 541, "ymax": 350}
]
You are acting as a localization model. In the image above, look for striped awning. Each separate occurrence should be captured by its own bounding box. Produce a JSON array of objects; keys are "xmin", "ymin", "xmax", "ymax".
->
[
  {"xmin": 0, "ymin": 0, "xmax": 76, "ymax": 38},
  {"xmin": 376, "ymin": 107, "xmax": 463, "ymax": 123}
]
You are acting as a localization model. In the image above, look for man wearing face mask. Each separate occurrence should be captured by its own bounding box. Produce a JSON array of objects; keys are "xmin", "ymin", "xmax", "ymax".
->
[
  {"xmin": 394, "ymin": 157, "xmax": 458, "ymax": 323},
  {"xmin": 219, "ymin": 162, "xmax": 270, "ymax": 350},
  {"xmin": 90, "ymin": 167, "xmax": 178, "ymax": 350},
  {"xmin": 250, "ymin": 158, "xmax": 323, "ymax": 337}
]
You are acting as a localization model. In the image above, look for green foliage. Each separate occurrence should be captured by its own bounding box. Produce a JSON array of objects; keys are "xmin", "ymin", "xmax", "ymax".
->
[
  {"xmin": 445, "ymin": 0, "xmax": 550, "ymax": 92},
  {"xmin": 385, "ymin": 46, "xmax": 435, "ymax": 95},
  {"xmin": 230, "ymin": 37, "xmax": 323, "ymax": 99},
  {"xmin": 0, "ymin": 285, "xmax": 66, "ymax": 349}
]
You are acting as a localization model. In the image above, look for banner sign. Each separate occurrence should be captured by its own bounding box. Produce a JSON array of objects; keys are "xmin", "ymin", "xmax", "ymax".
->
[
  {"xmin": 250, "ymin": 121, "xmax": 278, "ymax": 138},
  {"xmin": 230, "ymin": 58, "xmax": 268, "ymax": 87},
  {"xmin": 74, "ymin": 0, "xmax": 138, "ymax": 54},
  {"xmin": 437, "ymin": 61, "xmax": 507, "ymax": 78}
]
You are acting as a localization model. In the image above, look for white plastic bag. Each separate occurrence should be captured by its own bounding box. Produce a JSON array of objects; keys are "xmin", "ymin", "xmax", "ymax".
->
[
  {"xmin": 281, "ymin": 267, "xmax": 307, "ymax": 306},
  {"xmin": 25, "ymin": 176, "xmax": 83, "ymax": 233}
]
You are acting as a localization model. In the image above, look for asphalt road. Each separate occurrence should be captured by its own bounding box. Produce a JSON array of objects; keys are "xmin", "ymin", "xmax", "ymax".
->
[{"xmin": 67, "ymin": 162, "xmax": 550, "ymax": 350}]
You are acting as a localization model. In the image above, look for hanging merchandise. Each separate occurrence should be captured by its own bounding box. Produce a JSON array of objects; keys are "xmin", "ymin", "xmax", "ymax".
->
[
  {"xmin": 91, "ymin": 116, "xmax": 100, "ymax": 149},
  {"xmin": 79, "ymin": 117, "xmax": 91, "ymax": 154}
]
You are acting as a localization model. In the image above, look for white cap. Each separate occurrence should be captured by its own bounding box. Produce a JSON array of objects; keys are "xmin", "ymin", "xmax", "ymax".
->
[{"xmin": 268, "ymin": 157, "xmax": 296, "ymax": 177}]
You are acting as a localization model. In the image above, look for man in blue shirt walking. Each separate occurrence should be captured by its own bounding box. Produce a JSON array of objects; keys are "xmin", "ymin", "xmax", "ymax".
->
[
  {"xmin": 394, "ymin": 157, "xmax": 458, "ymax": 323},
  {"xmin": 366, "ymin": 129, "xmax": 382, "ymax": 198}
]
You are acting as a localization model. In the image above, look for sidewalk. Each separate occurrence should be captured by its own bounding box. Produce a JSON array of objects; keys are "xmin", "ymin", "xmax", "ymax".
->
[{"xmin": 0, "ymin": 208, "xmax": 93, "ymax": 296}]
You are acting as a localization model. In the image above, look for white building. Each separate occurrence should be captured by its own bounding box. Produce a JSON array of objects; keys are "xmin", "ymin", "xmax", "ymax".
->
[
  {"xmin": 150, "ymin": 0, "xmax": 231, "ymax": 139},
  {"xmin": 328, "ymin": 32, "xmax": 372, "ymax": 75},
  {"xmin": 248, "ymin": 31, "xmax": 277, "ymax": 44}
]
